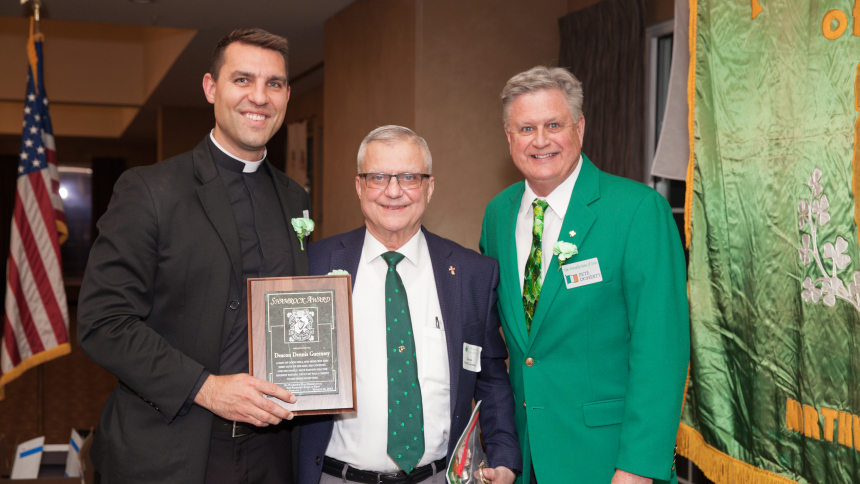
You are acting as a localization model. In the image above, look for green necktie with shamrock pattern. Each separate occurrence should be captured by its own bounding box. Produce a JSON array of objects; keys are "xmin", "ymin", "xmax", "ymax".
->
[
  {"xmin": 383, "ymin": 251, "xmax": 425, "ymax": 473},
  {"xmin": 523, "ymin": 199, "xmax": 549, "ymax": 333}
]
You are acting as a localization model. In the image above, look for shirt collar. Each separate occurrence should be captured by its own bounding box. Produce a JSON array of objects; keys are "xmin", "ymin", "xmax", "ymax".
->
[
  {"xmin": 209, "ymin": 129, "xmax": 266, "ymax": 173},
  {"xmin": 363, "ymin": 228, "xmax": 424, "ymax": 268},
  {"xmin": 521, "ymin": 154, "xmax": 583, "ymax": 218}
]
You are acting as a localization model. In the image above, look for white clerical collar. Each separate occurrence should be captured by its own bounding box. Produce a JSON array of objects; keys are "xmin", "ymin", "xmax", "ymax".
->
[
  {"xmin": 209, "ymin": 129, "xmax": 266, "ymax": 173},
  {"xmin": 363, "ymin": 228, "xmax": 423, "ymax": 268},
  {"xmin": 522, "ymin": 154, "xmax": 583, "ymax": 219}
]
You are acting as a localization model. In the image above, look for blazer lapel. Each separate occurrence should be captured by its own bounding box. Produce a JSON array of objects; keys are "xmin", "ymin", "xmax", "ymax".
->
[
  {"xmin": 268, "ymin": 164, "xmax": 309, "ymax": 276},
  {"xmin": 193, "ymin": 140, "xmax": 243, "ymax": 290},
  {"xmin": 501, "ymin": 184, "xmax": 530, "ymax": 349},
  {"xmin": 331, "ymin": 227, "xmax": 365, "ymax": 288},
  {"xmin": 423, "ymin": 228, "xmax": 462, "ymax": 411},
  {"xmin": 527, "ymin": 156, "xmax": 599, "ymax": 350}
]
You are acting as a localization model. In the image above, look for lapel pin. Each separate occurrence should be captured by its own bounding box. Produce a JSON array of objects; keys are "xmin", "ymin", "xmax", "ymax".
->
[
  {"xmin": 449, "ymin": 266, "xmax": 456, "ymax": 275},
  {"xmin": 398, "ymin": 345, "xmax": 405, "ymax": 353},
  {"xmin": 569, "ymin": 230, "xmax": 576, "ymax": 238}
]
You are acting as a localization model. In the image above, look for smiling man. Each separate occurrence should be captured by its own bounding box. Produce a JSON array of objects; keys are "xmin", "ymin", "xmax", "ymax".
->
[
  {"xmin": 77, "ymin": 29, "xmax": 310, "ymax": 484},
  {"xmin": 479, "ymin": 67, "xmax": 690, "ymax": 484},
  {"xmin": 298, "ymin": 126, "xmax": 521, "ymax": 484}
]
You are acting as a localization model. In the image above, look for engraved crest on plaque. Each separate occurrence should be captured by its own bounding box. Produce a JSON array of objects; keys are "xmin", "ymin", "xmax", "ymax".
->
[
  {"xmin": 288, "ymin": 308, "xmax": 315, "ymax": 342},
  {"xmin": 264, "ymin": 289, "xmax": 339, "ymax": 396}
]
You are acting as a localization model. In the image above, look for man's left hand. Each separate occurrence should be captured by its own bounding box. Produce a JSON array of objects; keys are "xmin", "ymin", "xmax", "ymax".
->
[
  {"xmin": 610, "ymin": 469, "xmax": 652, "ymax": 484},
  {"xmin": 481, "ymin": 466, "xmax": 516, "ymax": 484}
]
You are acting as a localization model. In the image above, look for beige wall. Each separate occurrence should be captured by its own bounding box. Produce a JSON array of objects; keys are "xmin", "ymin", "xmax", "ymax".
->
[
  {"xmin": 0, "ymin": 17, "xmax": 194, "ymax": 138},
  {"xmin": 322, "ymin": 0, "xmax": 417, "ymax": 238},
  {"xmin": 286, "ymin": 86, "xmax": 325, "ymax": 235},
  {"xmin": 323, "ymin": 0, "xmax": 567, "ymax": 248},
  {"xmin": 416, "ymin": 0, "xmax": 568, "ymax": 250},
  {"xmin": 287, "ymin": 85, "xmax": 323, "ymax": 125}
]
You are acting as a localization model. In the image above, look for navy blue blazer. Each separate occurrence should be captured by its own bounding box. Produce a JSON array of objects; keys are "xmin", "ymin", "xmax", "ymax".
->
[{"xmin": 297, "ymin": 226, "xmax": 521, "ymax": 483}]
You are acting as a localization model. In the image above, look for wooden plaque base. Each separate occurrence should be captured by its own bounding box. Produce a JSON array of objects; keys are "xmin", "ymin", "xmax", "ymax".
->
[{"xmin": 248, "ymin": 275, "xmax": 356, "ymax": 416}]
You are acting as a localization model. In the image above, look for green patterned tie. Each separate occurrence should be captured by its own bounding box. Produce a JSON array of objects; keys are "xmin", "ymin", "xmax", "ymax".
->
[
  {"xmin": 383, "ymin": 251, "xmax": 425, "ymax": 473},
  {"xmin": 523, "ymin": 199, "xmax": 549, "ymax": 333}
]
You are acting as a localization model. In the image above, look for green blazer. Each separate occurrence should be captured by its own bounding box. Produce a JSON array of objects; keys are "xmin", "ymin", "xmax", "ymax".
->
[{"xmin": 479, "ymin": 155, "xmax": 689, "ymax": 483}]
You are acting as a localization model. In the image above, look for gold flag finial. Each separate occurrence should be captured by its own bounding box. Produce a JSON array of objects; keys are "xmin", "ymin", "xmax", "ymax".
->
[
  {"xmin": 23, "ymin": 0, "xmax": 45, "ymax": 94},
  {"xmin": 20, "ymin": 0, "xmax": 42, "ymax": 23}
]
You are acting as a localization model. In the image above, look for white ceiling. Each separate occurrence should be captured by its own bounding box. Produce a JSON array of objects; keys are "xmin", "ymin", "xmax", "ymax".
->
[{"xmin": 0, "ymin": 0, "xmax": 357, "ymax": 107}]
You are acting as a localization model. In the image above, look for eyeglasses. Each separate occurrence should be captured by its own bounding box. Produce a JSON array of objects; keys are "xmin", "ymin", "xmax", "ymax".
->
[{"xmin": 359, "ymin": 173, "xmax": 431, "ymax": 189}]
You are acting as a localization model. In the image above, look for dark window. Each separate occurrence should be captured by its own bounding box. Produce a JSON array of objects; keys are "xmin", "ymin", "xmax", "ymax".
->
[{"xmin": 58, "ymin": 166, "xmax": 92, "ymax": 282}]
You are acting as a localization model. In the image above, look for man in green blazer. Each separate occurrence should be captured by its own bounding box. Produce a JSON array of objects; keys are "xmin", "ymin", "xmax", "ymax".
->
[{"xmin": 479, "ymin": 66, "xmax": 689, "ymax": 484}]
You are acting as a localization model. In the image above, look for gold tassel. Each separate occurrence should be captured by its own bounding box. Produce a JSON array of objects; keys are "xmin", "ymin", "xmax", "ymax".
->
[{"xmin": 677, "ymin": 424, "xmax": 801, "ymax": 484}]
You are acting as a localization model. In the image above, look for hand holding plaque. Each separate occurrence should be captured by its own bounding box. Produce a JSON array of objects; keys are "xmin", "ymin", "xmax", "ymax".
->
[{"xmin": 247, "ymin": 275, "xmax": 357, "ymax": 416}]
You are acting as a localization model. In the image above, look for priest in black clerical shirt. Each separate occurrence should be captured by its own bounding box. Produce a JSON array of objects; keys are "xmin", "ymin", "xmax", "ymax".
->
[{"xmin": 77, "ymin": 29, "xmax": 310, "ymax": 484}]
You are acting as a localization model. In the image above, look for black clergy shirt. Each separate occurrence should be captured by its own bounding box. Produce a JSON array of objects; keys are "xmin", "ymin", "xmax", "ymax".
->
[{"xmin": 182, "ymin": 134, "xmax": 294, "ymax": 411}]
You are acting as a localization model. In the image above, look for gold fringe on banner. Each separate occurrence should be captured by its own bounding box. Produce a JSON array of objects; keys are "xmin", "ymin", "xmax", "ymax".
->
[
  {"xmin": 0, "ymin": 342, "xmax": 71, "ymax": 401},
  {"xmin": 683, "ymin": 0, "xmax": 698, "ymax": 249},
  {"xmin": 853, "ymin": 62, "xmax": 860, "ymax": 245},
  {"xmin": 676, "ymin": 424, "xmax": 800, "ymax": 484}
]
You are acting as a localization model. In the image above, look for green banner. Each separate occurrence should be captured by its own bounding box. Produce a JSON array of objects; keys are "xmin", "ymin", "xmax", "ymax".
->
[{"xmin": 682, "ymin": 1, "xmax": 860, "ymax": 483}]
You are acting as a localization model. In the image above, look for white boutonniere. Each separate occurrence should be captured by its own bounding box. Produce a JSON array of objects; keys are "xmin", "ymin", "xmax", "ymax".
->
[
  {"xmin": 291, "ymin": 218, "xmax": 315, "ymax": 250},
  {"xmin": 327, "ymin": 269, "xmax": 349, "ymax": 276},
  {"xmin": 553, "ymin": 241, "xmax": 578, "ymax": 270}
]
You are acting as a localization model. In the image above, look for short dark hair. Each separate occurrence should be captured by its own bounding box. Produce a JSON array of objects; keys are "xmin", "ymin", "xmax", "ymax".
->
[{"xmin": 210, "ymin": 28, "xmax": 289, "ymax": 81}]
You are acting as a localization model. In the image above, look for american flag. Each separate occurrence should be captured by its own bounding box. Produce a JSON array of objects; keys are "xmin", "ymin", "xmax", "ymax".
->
[{"xmin": 0, "ymin": 24, "xmax": 70, "ymax": 398}]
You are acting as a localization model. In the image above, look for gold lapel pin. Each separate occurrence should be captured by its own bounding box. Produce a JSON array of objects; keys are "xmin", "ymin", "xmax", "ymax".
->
[
  {"xmin": 449, "ymin": 266, "xmax": 456, "ymax": 275},
  {"xmin": 569, "ymin": 230, "xmax": 576, "ymax": 238}
]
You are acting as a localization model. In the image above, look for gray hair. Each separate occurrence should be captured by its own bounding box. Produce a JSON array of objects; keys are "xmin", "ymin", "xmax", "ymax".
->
[
  {"xmin": 356, "ymin": 125, "xmax": 433, "ymax": 174},
  {"xmin": 500, "ymin": 66, "xmax": 583, "ymax": 128}
]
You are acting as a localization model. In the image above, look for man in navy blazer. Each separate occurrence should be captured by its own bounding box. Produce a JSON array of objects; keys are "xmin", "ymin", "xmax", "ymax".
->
[{"xmin": 298, "ymin": 126, "xmax": 520, "ymax": 484}]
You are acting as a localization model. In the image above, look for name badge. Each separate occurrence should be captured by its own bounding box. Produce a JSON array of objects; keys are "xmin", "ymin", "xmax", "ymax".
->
[
  {"xmin": 562, "ymin": 258, "xmax": 603, "ymax": 289},
  {"xmin": 462, "ymin": 343, "xmax": 482, "ymax": 372}
]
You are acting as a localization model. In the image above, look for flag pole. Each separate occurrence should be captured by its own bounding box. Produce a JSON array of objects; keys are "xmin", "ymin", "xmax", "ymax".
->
[
  {"xmin": 20, "ymin": 0, "xmax": 42, "ymax": 33},
  {"xmin": 30, "ymin": 1, "xmax": 46, "ymax": 429},
  {"xmin": 21, "ymin": 0, "xmax": 47, "ymax": 427},
  {"xmin": 25, "ymin": 0, "xmax": 46, "ymax": 427},
  {"xmin": 34, "ymin": 0, "xmax": 41, "ymax": 33}
]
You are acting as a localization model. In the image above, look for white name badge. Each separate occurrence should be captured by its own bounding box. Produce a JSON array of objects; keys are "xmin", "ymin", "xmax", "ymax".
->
[
  {"xmin": 463, "ymin": 343, "xmax": 482, "ymax": 372},
  {"xmin": 562, "ymin": 257, "xmax": 603, "ymax": 289}
]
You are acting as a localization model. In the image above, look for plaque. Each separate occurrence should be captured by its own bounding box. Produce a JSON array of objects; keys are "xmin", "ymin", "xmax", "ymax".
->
[{"xmin": 248, "ymin": 275, "xmax": 356, "ymax": 415}]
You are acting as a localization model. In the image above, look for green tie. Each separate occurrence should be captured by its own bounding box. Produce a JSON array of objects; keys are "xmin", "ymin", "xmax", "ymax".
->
[
  {"xmin": 523, "ymin": 199, "xmax": 549, "ymax": 333},
  {"xmin": 383, "ymin": 251, "xmax": 425, "ymax": 473}
]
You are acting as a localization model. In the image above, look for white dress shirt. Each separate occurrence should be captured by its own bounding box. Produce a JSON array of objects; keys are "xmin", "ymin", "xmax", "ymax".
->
[
  {"xmin": 209, "ymin": 130, "xmax": 266, "ymax": 170},
  {"xmin": 325, "ymin": 229, "xmax": 450, "ymax": 472},
  {"xmin": 516, "ymin": 155, "xmax": 583, "ymax": 290}
]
